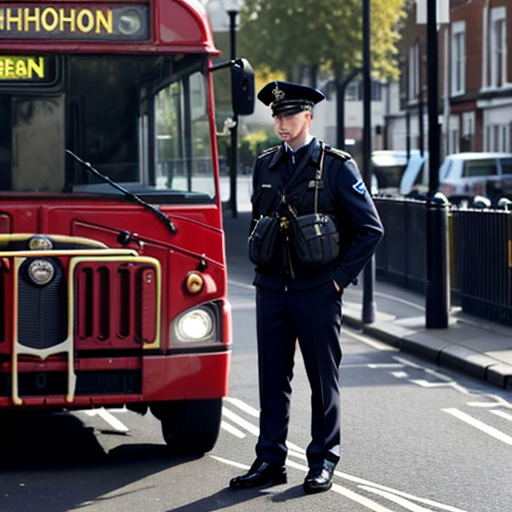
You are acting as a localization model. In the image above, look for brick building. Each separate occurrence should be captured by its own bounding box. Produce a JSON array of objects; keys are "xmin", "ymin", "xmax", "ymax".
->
[{"xmin": 386, "ymin": 0, "xmax": 512, "ymax": 157}]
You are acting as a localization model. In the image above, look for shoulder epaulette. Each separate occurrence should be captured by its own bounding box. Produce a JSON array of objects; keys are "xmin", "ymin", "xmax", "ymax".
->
[
  {"xmin": 258, "ymin": 145, "xmax": 280, "ymax": 159},
  {"xmin": 324, "ymin": 146, "xmax": 351, "ymax": 161}
]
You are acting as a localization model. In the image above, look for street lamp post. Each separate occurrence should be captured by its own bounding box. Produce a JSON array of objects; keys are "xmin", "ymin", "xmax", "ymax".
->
[
  {"xmin": 225, "ymin": 3, "xmax": 241, "ymax": 218},
  {"xmin": 362, "ymin": 0, "xmax": 376, "ymax": 324},
  {"xmin": 425, "ymin": 0, "xmax": 449, "ymax": 328}
]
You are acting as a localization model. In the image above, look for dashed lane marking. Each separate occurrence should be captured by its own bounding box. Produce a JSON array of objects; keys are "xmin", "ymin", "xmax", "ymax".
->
[{"xmin": 443, "ymin": 408, "xmax": 512, "ymax": 445}]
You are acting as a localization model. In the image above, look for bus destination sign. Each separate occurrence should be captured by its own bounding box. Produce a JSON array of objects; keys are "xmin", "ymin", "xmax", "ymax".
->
[
  {"xmin": 0, "ymin": 55, "xmax": 57, "ymax": 84},
  {"xmin": 1, "ymin": 56, "xmax": 43, "ymax": 80},
  {"xmin": 0, "ymin": 4, "xmax": 149, "ymax": 41}
]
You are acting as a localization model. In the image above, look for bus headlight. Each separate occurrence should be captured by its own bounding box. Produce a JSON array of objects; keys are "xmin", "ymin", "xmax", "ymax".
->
[
  {"xmin": 27, "ymin": 259, "xmax": 55, "ymax": 286},
  {"xmin": 174, "ymin": 306, "xmax": 216, "ymax": 343}
]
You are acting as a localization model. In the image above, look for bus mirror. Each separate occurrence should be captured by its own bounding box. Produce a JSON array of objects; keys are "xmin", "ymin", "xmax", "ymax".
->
[{"xmin": 231, "ymin": 59, "xmax": 255, "ymax": 116}]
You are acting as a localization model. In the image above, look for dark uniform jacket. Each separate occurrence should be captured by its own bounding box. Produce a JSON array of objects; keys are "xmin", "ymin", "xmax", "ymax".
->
[{"xmin": 250, "ymin": 137, "xmax": 384, "ymax": 291}]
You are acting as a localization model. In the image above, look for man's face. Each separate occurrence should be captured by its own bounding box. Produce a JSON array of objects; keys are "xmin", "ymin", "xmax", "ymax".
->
[{"xmin": 273, "ymin": 111, "xmax": 311, "ymax": 149}]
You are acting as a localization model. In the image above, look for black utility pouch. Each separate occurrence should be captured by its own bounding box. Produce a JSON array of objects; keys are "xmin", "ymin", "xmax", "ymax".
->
[
  {"xmin": 289, "ymin": 213, "xmax": 339, "ymax": 267},
  {"xmin": 248, "ymin": 216, "xmax": 280, "ymax": 266}
]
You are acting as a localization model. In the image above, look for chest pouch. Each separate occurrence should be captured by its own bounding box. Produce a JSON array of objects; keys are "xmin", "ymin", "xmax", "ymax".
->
[
  {"xmin": 248, "ymin": 214, "xmax": 280, "ymax": 266},
  {"xmin": 285, "ymin": 148, "xmax": 340, "ymax": 267},
  {"xmin": 248, "ymin": 142, "xmax": 339, "ymax": 269}
]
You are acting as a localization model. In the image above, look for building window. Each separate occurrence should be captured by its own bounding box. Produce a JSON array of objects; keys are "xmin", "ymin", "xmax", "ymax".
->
[
  {"xmin": 345, "ymin": 80, "xmax": 383, "ymax": 102},
  {"xmin": 486, "ymin": 123, "xmax": 510, "ymax": 152},
  {"xmin": 345, "ymin": 81, "xmax": 359, "ymax": 101},
  {"xmin": 490, "ymin": 7, "xmax": 507, "ymax": 88},
  {"xmin": 448, "ymin": 115, "xmax": 460, "ymax": 154},
  {"xmin": 461, "ymin": 112, "xmax": 474, "ymax": 152},
  {"xmin": 451, "ymin": 21, "xmax": 465, "ymax": 96},
  {"xmin": 408, "ymin": 43, "xmax": 420, "ymax": 100}
]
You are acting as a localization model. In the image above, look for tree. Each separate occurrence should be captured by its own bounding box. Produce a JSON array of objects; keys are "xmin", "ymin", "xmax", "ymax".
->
[
  {"xmin": 239, "ymin": 0, "xmax": 407, "ymax": 148},
  {"xmin": 239, "ymin": 0, "xmax": 406, "ymax": 82}
]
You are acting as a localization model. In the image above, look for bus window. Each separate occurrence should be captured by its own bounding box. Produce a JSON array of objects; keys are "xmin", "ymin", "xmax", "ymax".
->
[
  {"xmin": 155, "ymin": 70, "xmax": 214, "ymax": 199},
  {"xmin": 67, "ymin": 55, "xmax": 147, "ymax": 188},
  {"xmin": 0, "ymin": 53, "xmax": 215, "ymax": 202},
  {"xmin": 12, "ymin": 96, "xmax": 66, "ymax": 192}
]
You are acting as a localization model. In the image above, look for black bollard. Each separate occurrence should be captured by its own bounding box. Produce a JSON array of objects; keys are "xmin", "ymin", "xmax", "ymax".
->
[{"xmin": 426, "ymin": 192, "xmax": 450, "ymax": 328}]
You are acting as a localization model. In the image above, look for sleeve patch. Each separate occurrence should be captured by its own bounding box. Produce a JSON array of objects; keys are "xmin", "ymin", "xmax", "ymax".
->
[{"xmin": 352, "ymin": 179, "xmax": 367, "ymax": 195}]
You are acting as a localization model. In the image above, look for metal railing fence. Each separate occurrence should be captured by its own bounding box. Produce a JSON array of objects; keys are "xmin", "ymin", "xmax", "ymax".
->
[{"xmin": 374, "ymin": 198, "xmax": 512, "ymax": 327}]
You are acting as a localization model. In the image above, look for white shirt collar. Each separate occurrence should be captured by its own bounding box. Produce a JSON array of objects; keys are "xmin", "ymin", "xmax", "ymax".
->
[{"xmin": 285, "ymin": 134, "xmax": 313, "ymax": 154}]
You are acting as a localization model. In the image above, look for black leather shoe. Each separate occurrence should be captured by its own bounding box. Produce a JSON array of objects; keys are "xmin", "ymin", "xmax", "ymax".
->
[
  {"xmin": 229, "ymin": 460, "xmax": 287, "ymax": 489},
  {"xmin": 303, "ymin": 460, "xmax": 336, "ymax": 494}
]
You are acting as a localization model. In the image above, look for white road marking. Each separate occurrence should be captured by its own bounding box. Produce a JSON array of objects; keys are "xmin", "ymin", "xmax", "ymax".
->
[
  {"xmin": 391, "ymin": 371, "xmax": 409, "ymax": 379},
  {"xmin": 220, "ymin": 398, "xmax": 472, "ymax": 512},
  {"xmin": 286, "ymin": 459, "xmax": 397, "ymax": 512},
  {"xmin": 410, "ymin": 380, "xmax": 470, "ymax": 394},
  {"xmin": 466, "ymin": 402, "xmax": 504, "ymax": 408},
  {"xmin": 443, "ymin": 408, "xmax": 512, "ymax": 445},
  {"xmin": 227, "ymin": 279, "xmax": 254, "ymax": 291},
  {"xmin": 222, "ymin": 407, "xmax": 259, "ymax": 436},
  {"xmin": 286, "ymin": 448, "xmax": 306, "ymax": 460},
  {"xmin": 368, "ymin": 364, "xmax": 404, "ymax": 369},
  {"xmin": 331, "ymin": 483, "xmax": 397, "ymax": 512},
  {"xmin": 224, "ymin": 396, "xmax": 259, "ymax": 417},
  {"xmin": 491, "ymin": 409, "xmax": 512, "ymax": 422},
  {"xmin": 334, "ymin": 470, "xmax": 471, "ymax": 512},
  {"xmin": 342, "ymin": 364, "xmax": 401, "ymax": 369},
  {"xmin": 392, "ymin": 356, "xmax": 424, "ymax": 368},
  {"xmin": 359, "ymin": 485, "xmax": 435, "ymax": 512},
  {"xmin": 286, "ymin": 440, "xmax": 306, "ymax": 455},
  {"xmin": 410, "ymin": 380, "xmax": 454, "ymax": 388},
  {"xmin": 222, "ymin": 404, "xmax": 305, "ymax": 455},
  {"xmin": 83, "ymin": 408, "xmax": 130, "ymax": 433},
  {"xmin": 210, "ymin": 455, "xmax": 250, "ymax": 470},
  {"xmin": 221, "ymin": 420, "xmax": 246, "ymax": 439}
]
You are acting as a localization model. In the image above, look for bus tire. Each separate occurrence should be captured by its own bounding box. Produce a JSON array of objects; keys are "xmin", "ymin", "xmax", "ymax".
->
[{"xmin": 160, "ymin": 398, "xmax": 222, "ymax": 455}]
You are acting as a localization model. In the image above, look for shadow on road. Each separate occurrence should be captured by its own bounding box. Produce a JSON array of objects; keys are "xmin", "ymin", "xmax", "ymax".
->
[
  {"xmin": 0, "ymin": 411, "xmax": 200, "ymax": 512},
  {"xmin": 166, "ymin": 483, "xmax": 308, "ymax": 512}
]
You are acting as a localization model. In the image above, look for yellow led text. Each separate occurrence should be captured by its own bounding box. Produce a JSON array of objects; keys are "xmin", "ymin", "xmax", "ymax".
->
[{"xmin": 0, "ymin": 56, "xmax": 44, "ymax": 80}]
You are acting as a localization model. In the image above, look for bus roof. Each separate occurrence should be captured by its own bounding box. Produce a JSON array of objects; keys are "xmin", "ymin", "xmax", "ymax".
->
[{"xmin": 0, "ymin": 0, "xmax": 220, "ymax": 55}]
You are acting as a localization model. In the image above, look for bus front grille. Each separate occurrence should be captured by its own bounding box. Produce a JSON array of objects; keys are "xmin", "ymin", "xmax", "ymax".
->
[
  {"xmin": 74, "ymin": 260, "xmax": 158, "ymax": 348},
  {"xmin": 17, "ymin": 258, "xmax": 68, "ymax": 350}
]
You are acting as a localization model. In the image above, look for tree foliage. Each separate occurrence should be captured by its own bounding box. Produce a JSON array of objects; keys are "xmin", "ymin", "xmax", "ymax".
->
[{"xmin": 238, "ymin": 0, "xmax": 407, "ymax": 82}]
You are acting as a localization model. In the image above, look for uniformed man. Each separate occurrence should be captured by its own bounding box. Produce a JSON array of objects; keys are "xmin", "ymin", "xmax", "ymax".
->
[{"xmin": 229, "ymin": 81, "xmax": 384, "ymax": 494}]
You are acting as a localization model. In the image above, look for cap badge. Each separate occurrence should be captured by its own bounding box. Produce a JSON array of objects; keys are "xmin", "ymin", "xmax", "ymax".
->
[{"xmin": 272, "ymin": 85, "xmax": 285, "ymax": 102}]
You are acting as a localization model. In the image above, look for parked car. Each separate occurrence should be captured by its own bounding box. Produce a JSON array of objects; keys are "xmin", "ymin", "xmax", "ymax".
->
[
  {"xmin": 400, "ymin": 152, "xmax": 512, "ymax": 204},
  {"xmin": 372, "ymin": 149, "xmax": 426, "ymax": 196}
]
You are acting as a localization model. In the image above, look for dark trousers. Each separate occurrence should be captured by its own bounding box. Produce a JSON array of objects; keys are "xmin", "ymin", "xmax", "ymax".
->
[{"xmin": 255, "ymin": 281, "xmax": 343, "ymax": 470}]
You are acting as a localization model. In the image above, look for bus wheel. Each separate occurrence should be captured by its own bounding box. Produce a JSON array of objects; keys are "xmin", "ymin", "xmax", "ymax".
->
[{"xmin": 160, "ymin": 398, "xmax": 222, "ymax": 455}]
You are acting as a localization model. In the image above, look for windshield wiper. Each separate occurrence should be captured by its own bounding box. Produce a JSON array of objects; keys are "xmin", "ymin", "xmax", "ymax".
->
[{"xmin": 66, "ymin": 149, "xmax": 177, "ymax": 235}]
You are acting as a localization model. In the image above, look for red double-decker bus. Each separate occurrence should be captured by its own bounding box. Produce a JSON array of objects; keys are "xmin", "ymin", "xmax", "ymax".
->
[{"xmin": 0, "ymin": 0, "xmax": 253, "ymax": 454}]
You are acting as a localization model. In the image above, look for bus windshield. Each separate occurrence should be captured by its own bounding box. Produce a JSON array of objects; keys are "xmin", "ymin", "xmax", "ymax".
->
[{"xmin": 0, "ymin": 53, "xmax": 216, "ymax": 203}]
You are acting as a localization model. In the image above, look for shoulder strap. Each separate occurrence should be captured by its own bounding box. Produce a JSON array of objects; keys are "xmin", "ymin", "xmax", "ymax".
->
[
  {"xmin": 257, "ymin": 145, "xmax": 280, "ymax": 160},
  {"xmin": 314, "ymin": 142, "xmax": 326, "ymax": 212},
  {"xmin": 324, "ymin": 145, "xmax": 351, "ymax": 161}
]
